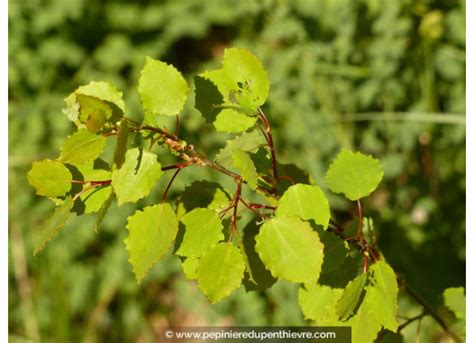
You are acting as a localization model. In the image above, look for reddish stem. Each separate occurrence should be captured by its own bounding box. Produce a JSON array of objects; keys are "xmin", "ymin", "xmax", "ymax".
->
[
  {"xmin": 239, "ymin": 199, "xmax": 269, "ymax": 219},
  {"xmin": 258, "ymin": 108, "xmax": 278, "ymax": 187},
  {"xmin": 72, "ymin": 179, "xmax": 112, "ymax": 186}
]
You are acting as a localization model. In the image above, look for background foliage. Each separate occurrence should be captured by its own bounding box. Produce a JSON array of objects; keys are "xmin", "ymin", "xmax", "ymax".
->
[{"xmin": 9, "ymin": 0, "xmax": 465, "ymax": 342}]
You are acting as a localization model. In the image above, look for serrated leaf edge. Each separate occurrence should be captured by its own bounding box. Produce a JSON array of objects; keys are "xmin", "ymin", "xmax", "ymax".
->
[
  {"xmin": 197, "ymin": 243, "xmax": 245, "ymax": 304},
  {"xmin": 254, "ymin": 217, "xmax": 323, "ymax": 284},
  {"xmin": 325, "ymin": 150, "xmax": 384, "ymax": 201},
  {"xmin": 123, "ymin": 204, "xmax": 176, "ymax": 283}
]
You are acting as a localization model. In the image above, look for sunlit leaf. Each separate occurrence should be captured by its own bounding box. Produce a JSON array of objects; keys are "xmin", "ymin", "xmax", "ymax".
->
[
  {"xmin": 124, "ymin": 203, "xmax": 178, "ymax": 282},
  {"xmin": 325, "ymin": 150, "xmax": 384, "ymax": 201},
  {"xmin": 176, "ymin": 208, "xmax": 224, "ymax": 257},
  {"xmin": 27, "ymin": 160, "xmax": 72, "ymax": 197},
  {"xmin": 255, "ymin": 216, "xmax": 324, "ymax": 283},
  {"xmin": 276, "ymin": 184, "xmax": 330, "ymax": 229},
  {"xmin": 138, "ymin": 57, "xmax": 188, "ymax": 120},
  {"xmin": 298, "ymin": 284, "xmax": 343, "ymax": 323},
  {"xmin": 111, "ymin": 148, "xmax": 162, "ymax": 206},
  {"xmin": 59, "ymin": 129, "xmax": 106, "ymax": 165},
  {"xmin": 198, "ymin": 243, "xmax": 245, "ymax": 303},
  {"xmin": 232, "ymin": 149, "xmax": 258, "ymax": 190},
  {"xmin": 365, "ymin": 261, "xmax": 399, "ymax": 332}
]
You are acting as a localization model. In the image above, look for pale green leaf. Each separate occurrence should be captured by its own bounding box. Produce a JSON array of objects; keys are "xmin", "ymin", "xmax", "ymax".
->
[
  {"xmin": 444, "ymin": 287, "xmax": 465, "ymax": 320},
  {"xmin": 34, "ymin": 197, "xmax": 74, "ymax": 256},
  {"xmin": 60, "ymin": 129, "xmax": 106, "ymax": 165},
  {"xmin": 138, "ymin": 57, "xmax": 188, "ymax": 119},
  {"xmin": 215, "ymin": 130, "xmax": 265, "ymax": 168},
  {"xmin": 298, "ymin": 284, "xmax": 343, "ymax": 324},
  {"xmin": 275, "ymin": 184, "xmax": 330, "ymax": 229},
  {"xmin": 124, "ymin": 204, "xmax": 178, "ymax": 282},
  {"xmin": 232, "ymin": 150, "xmax": 258, "ymax": 190},
  {"xmin": 27, "ymin": 160, "xmax": 72, "ymax": 197},
  {"xmin": 255, "ymin": 216, "xmax": 324, "ymax": 283},
  {"xmin": 346, "ymin": 300, "xmax": 381, "ymax": 343},
  {"xmin": 325, "ymin": 150, "xmax": 384, "ymax": 201},
  {"xmin": 365, "ymin": 261, "xmax": 399, "ymax": 332},
  {"xmin": 111, "ymin": 148, "xmax": 163, "ymax": 206},
  {"xmin": 198, "ymin": 243, "xmax": 245, "ymax": 303},
  {"xmin": 241, "ymin": 220, "xmax": 276, "ymax": 291},
  {"xmin": 324, "ymin": 296, "xmax": 381, "ymax": 343},
  {"xmin": 63, "ymin": 93, "xmax": 81, "ymax": 125},
  {"xmin": 75, "ymin": 80, "xmax": 125, "ymax": 112},
  {"xmin": 213, "ymin": 108, "xmax": 257, "ymax": 133},
  {"xmin": 336, "ymin": 273, "xmax": 368, "ymax": 321},
  {"xmin": 201, "ymin": 47, "xmax": 270, "ymax": 110},
  {"xmin": 182, "ymin": 257, "xmax": 199, "ymax": 280},
  {"xmin": 176, "ymin": 208, "xmax": 224, "ymax": 257}
]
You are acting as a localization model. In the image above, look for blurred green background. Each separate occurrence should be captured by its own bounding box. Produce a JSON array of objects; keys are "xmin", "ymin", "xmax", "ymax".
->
[{"xmin": 9, "ymin": 0, "xmax": 465, "ymax": 342}]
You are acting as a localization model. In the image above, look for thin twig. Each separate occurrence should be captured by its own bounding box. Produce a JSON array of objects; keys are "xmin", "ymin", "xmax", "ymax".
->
[
  {"xmin": 161, "ymin": 168, "xmax": 182, "ymax": 202},
  {"xmin": 398, "ymin": 312, "xmax": 426, "ymax": 332},
  {"xmin": 258, "ymin": 108, "xmax": 278, "ymax": 187}
]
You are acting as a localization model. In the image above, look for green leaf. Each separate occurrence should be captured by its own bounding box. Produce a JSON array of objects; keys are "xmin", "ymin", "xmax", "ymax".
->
[
  {"xmin": 336, "ymin": 273, "xmax": 368, "ymax": 321},
  {"xmin": 197, "ymin": 243, "xmax": 245, "ymax": 303},
  {"xmin": 27, "ymin": 160, "xmax": 72, "ymax": 197},
  {"xmin": 113, "ymin": 119, "xmax": 129, "ymax": 168},
  {"xmin": 213, "ymin": 108, "xmax": 257, "ymax": 133},
  {"xmin": 365, "ymin": 261, "xmax": 399, "ymax": 332},
  {"xmin": 444, "ymin": 287, "xmax": 465, "ymax": 320},
  {"xmin": 216, "ymin": 130, "xmax": 265, "ymax": 168},
  {"xmin": 76, "ymin": 164, "xmax": 112, "ymax": 214},
  {"xmin": 201, "ymin": 47, "xmax": 270, "ymax": 110},
  {"xmin": 63, "ymin": 93, "xmax": 81, "ymax": 126},
  {"xmin": 325, "ymin": 150, "xmax": 384, "ymax": 201},
  {"xmin": 111, "ymin": 148, "xmax": 163, "ymax": 206},
  {"xmin": 124, "ymin": 203, "xmax": 178, "ymax": 282},
  {"xmin": 275, "ymin": 184, "xmax": 330, "ymax": 229},
  {"xmin": 76, "ymin": 95, "xmax": 113, "ymax": 133},
  {"xmin": 194, "ymin": 75, "xmax": 223, "ymax": 124},
  {"xmin": 75, "ymin": 80, "xmax": 125, "ymax": 113},
  {"xmin": 138, "ymin": 57, "xmax": 188, "ymax": 120},
  {"xmin": 94, "ymin": 193, "xmax": 114, "ymax": 232},
  {"xmin": 242, "ymin": 220, "xmax": 276, "ymax": 291},
  {"xmin": 345, "ymin": 300, "xmax": 381, "ymax": 343},
  {"xmin": 182, "ymin": 257, "xmax": 199, "ymax": 280},
  {"xmin": 59, "ymin": 129, "xmax": 106, "ymax": 165},
  {"xmin": 255, "ymin": 216, "xmax": 324, "ymax": 283},
  {"xmin": 232, "ymin": 150, "xmax": 258, "ymax": 190},
  {"xmin": 176, "ymin": 208, "xmax": 224, "ymax": 257},
  {"xmin": 298, "ymin": 284, "xmax": 343, "ymax": 324},
  {"xmin": 34, "ymin": 197, "xmax": 74, "ymax": 256}
]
